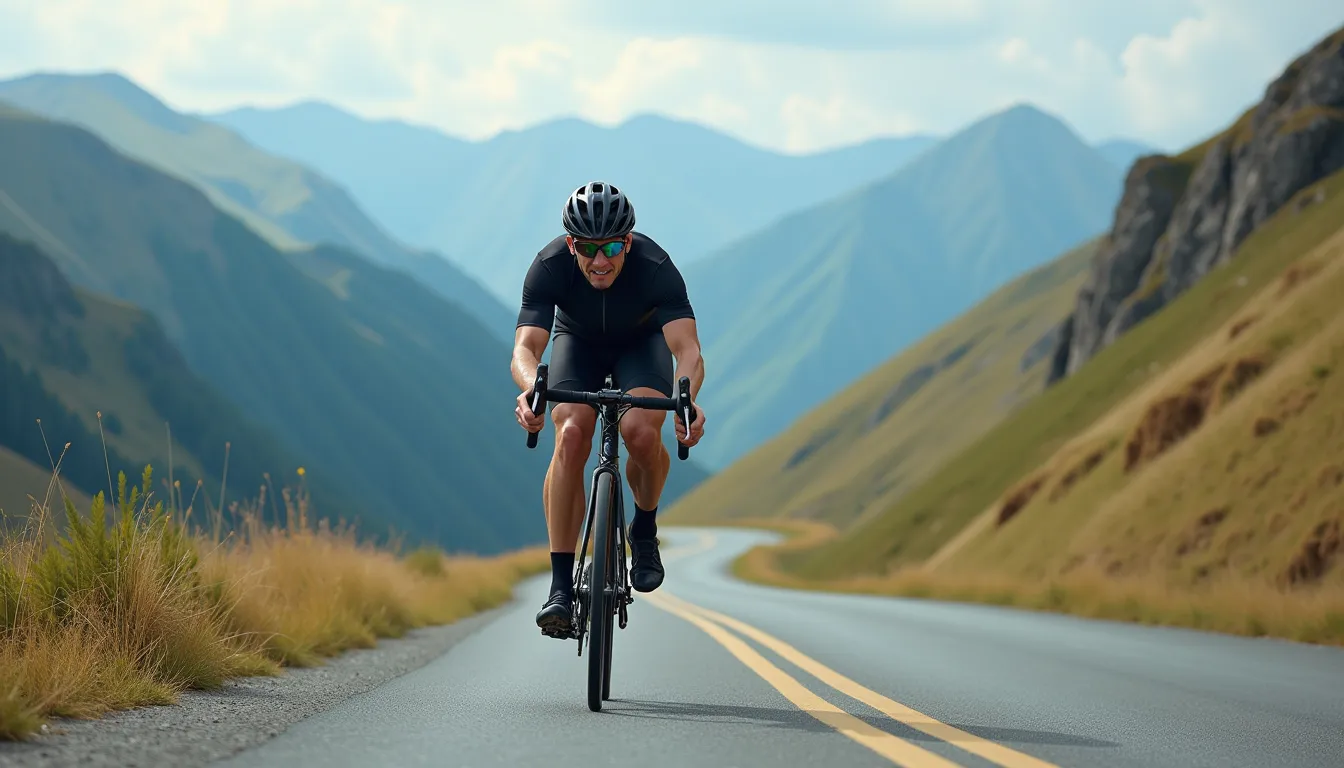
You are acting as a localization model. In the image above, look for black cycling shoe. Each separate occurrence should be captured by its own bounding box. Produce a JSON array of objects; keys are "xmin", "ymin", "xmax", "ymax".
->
[
  {"xmin": 629, "ymin": 535, "xmax": 664, "ymax": 593},
  {"xmin": 536, "ymin": 591, "xmax": 575, "ymax": 639}
]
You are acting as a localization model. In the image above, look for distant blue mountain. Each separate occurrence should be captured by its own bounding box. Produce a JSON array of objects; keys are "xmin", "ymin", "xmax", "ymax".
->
[{"xmin": 210, "ymin": 103, "xmax": 941, "ymax": 302}]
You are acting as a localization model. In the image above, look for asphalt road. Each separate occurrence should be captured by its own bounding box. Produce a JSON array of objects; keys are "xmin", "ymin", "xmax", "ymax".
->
[{"xmin": 215, "ymin": 528, "xmax": 1344, "ymax": 768}]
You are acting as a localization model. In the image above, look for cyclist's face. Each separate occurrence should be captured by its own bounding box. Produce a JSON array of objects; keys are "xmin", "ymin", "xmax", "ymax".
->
[{"xmin": 569, "ymin": 235, "xmax": 628, "ymax": 290}]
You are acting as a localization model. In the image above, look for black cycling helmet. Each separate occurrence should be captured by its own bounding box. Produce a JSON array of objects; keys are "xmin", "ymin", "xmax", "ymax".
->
[{"xmin": 561, "ymin": 180, "xmax": 636, "ymax": 240}]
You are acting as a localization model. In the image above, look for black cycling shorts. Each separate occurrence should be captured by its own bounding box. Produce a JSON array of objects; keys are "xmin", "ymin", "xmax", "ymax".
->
[{"xmin": 548, "ymin": 329, "xmax": 674, "ymax": 402}]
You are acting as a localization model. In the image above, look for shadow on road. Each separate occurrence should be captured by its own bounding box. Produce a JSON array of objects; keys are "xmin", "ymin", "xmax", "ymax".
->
[{"xmin": 603, "ymin": 699, "xmax": 1118, "ymax": 748}]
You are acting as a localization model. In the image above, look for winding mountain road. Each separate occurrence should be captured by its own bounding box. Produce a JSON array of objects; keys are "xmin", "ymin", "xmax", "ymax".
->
[{"xmin": 216, "ymin": 528, "xmax": 1344, "ymax": 768}]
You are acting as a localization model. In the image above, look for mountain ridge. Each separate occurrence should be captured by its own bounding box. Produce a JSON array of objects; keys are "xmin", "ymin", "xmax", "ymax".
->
[
  {"xmin": 0, "ymin": 105, "xmax": 553, "ymax": 553},
  {"xmin": 208, "ymin": 97, "xmax": 944, "ymax": 303},
  {"xmin": 0, "ymin": 230, "xmax": 365, "ymax": 528},
  {"xmin": 681, "ymin": 101, "xmax": 1125, "ymax": 468},
  {"xmin": 0, "ymin": 72, "xmax": 514, "ymax": 340}
]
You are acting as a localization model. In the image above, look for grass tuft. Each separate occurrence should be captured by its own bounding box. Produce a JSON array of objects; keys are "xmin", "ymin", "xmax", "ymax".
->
[{"xmin": 0, "ymin": 461, "xmax": 546, "ymax": 740}]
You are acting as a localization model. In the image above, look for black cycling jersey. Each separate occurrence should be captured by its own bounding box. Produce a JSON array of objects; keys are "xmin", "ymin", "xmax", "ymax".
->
[{"xmin": 516, "ymin": 232, "xmax": 695, "ymax": 346}]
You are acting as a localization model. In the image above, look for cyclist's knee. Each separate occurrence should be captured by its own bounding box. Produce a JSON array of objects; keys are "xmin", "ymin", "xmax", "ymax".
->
[
  {"xmin": 620, "ymin": 417, "xmax": 663, "ymax": 463},
  {"xmin": 553, "ymin": 407, "xmax": 594, "ymax": 466}
]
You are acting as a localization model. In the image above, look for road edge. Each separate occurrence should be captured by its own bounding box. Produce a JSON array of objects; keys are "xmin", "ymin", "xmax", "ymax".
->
[{"xmin": 0, "ymin": 580, "xmax": 535, "ymax": 768}]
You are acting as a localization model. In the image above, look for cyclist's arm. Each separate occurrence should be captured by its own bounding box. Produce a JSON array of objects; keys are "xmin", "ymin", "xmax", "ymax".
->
[
  {"xmin": 511, "ymin": 325, "xmax": 550, "ymax": 392},
  {"xmin": 663, "ymin": 318, "xmax": 704, "ymax": 401},
  {"xmin": 513, "ymin": 254, "xmax": 556, "ymax": 391},
  {"xmin": 652, "ymin": 258, "xmax": 703, "ymax": 400}
]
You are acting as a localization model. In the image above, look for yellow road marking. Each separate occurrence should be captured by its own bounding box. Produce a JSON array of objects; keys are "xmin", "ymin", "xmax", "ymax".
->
[
  {"xmin": 646, "ymin": 593, "xmax": 965, "ymax": 767},
  {"xmin": 657, "ymin": 592, "xmax": 1062, "ymax": 768}
]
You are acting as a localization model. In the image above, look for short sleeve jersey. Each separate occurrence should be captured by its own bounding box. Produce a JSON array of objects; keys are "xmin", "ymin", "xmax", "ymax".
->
[{"xmin": 516, "ymin": 232, "xmax": 695, "ymax": 345}]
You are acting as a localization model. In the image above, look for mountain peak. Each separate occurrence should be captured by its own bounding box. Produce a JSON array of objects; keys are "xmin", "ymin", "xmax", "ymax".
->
[
  {"xmin": 889, "ymin": 101, "xmax": 1089, "ymax": 176},
  {"xmin": 976, "ymin": 101, "xmax": 1079, "ymax": 138},
  {"xmin": 226, "ymin": 99, "xmax": 359, "ymax": 122},
  {"xmin": 7, "ymin": 70, "xmax": 161, "ymax": 108},
  {"xmin": 0, "ymin": 70, "xmax": 193, "ymax": 134}
]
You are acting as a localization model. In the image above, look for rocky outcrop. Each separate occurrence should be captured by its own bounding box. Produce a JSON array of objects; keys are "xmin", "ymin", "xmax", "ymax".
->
[
  {"xmin": 1051, "ymin": 156, "xmax": 1189, "ymax": 379},
  {"xmin": 1049, "ymin": 26, "xmax": 1344, "ymax": 383}
]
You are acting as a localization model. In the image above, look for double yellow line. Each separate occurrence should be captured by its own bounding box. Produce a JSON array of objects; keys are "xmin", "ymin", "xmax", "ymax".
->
[{"xmin": 643, "ymin": 537, "xmax": 1060, "ymax": 768}]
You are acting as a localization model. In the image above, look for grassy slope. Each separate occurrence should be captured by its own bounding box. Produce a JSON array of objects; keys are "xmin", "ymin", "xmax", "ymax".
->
[
  {"xmin": 789, "ymin": 167, "xmax": 1344, "ymax": 580},
  {"xmin": 939, "ymin": 201, "xmax": 1344, "ymax": 588},
  {"xmin": 667, "ymin": 239, "xmax": 1095, "ymax": 529}
]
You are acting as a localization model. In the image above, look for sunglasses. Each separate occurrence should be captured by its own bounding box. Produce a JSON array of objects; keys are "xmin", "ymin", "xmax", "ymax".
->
[{"xmin": 572, "ymin": 239, "xmax": 626, "ymax": 259}]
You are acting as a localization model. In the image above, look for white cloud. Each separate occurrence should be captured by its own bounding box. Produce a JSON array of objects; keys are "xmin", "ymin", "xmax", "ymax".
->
[
  {"xmin": 1108, "ymin": 0, "xmax": 1343, "ymax": 146},
  {"xmin": 1, "ymin": 1, "xmax": 1342, "ymax": 154},
  {"xmin": 780, "ymin": 92, "xmax": 922, "ymax": 153},
  {"xmin": 452, "ymin": 42, "xmax": 572, "ymax": 106},
  {"xmin": 572, "ymin": 38, "xmax": 705, "ymax": 123},
  {"xmin": 559, "ymin": 0, "xmax": 998, "ymax": 50},
  {"xmin": 997, "ymin": 37, "xmax": 1051, "ymax": 73}
]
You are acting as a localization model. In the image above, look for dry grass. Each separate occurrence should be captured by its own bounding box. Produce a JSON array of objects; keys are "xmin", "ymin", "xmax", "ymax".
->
[
  {"xmin": 1122, "ymin": 353, "xmax": 1270, "ymax": 474},
  {"xmin": 0, "ymin": 461, "xmax": 546, "ymax": 740},
  {"xmin": 729, "ymin": 525, "xmax": 1344, "ymax": 646},
  {"xmin": 995, "ymin": 474, "xmax": 1048, "ymax": 526}
]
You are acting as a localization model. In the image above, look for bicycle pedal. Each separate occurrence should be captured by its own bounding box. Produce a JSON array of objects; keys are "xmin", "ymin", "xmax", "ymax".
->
[{"xmin": 541, "ymin": 625, "xmax": 576, "ymax": 640}]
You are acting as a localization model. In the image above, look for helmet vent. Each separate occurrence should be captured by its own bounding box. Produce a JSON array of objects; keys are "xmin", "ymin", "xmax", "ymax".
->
[{"xmin": 561, "ymin": 180, "xmax": 635, "ymax": 239}]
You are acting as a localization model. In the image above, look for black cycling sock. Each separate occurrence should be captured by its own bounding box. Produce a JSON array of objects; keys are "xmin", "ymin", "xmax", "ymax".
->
[
  {"xmin": 550, "ymin": 551, "xmax": 575, "ymax": 595},
  {"xmin": 630, "ymin": 505, "xmax": 658, "ymax": 540}
]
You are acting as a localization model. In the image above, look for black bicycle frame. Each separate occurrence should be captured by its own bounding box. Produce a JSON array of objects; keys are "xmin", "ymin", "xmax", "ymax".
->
[
  {"xmin": 572, "ymin": 390, "xmax": 629, "ymax": 649},
  {"xmin": 524, "ymin": 361, "xmax": 692, "ymax": 653}
]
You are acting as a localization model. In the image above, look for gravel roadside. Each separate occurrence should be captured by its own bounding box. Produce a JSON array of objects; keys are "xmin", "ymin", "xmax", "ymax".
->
[{"xmin": 0, "ymin": 599, "xmax": 516, "ymax": 768}]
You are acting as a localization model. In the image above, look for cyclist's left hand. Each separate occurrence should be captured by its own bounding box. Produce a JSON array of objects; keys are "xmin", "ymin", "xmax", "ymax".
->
[{"xmin": 676, "ymin": 403, "xmax": 706, "ymax": 447}]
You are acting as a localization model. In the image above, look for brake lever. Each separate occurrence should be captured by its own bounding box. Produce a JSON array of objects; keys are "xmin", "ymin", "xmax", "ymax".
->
[
  {"xmin": 526, "ymin": 363, "xmax": 549, "ymax": 449},
  {"xmin": 676, "ymin": 376, "xmax": 692, "ymax": 461}
]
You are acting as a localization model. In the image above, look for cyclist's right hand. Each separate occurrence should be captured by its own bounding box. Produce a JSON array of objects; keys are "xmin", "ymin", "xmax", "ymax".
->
[{"xmin": 516, "ymin": 390, "xmax": 545, "ymax": 433}]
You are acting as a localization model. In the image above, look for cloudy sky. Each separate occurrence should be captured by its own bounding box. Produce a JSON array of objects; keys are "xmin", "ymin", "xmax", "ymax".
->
[{"xmin": 1, "ymin": 1, "xmax": 1341, "ymax": 154}]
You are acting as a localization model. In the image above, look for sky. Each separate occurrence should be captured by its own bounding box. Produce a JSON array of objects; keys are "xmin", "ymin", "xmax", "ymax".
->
[{"xmin": 1, "ymin": 1, "xmax": 1341, "ymax": 154}]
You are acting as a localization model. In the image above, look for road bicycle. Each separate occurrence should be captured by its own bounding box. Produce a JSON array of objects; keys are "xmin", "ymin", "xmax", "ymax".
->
[{"xmin": 524, "ymin": 362, "xmax": 693, "ymax": 712}]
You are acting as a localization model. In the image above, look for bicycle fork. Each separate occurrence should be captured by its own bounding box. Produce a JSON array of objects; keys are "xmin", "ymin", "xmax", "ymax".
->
[{"xmin": 573, "ymin": 432, "xmax": 632, "ymax": 657}]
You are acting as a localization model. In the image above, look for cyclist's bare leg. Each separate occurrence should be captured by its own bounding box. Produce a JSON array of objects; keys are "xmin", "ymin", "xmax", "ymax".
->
[
  {"xmin": 546, "ymin": 403, "xmax": 596, "ymax": 552},
  {"xmin": 619, "ymin": 387, "xmax": 670, "ymax": 510},
  {"xmin": 620, "ymin": 387, "xmax": 670, "ymax": 593}
]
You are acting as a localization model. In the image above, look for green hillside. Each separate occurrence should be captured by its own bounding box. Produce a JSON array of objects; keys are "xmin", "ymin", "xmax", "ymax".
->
[
  {"xmin": 0, "ymin": 107, "xmax": 551, "ymax": 554},
  {"xmin": 0, "ymin": 231, "xmax": 360, "ymax": 528},
  {"xmin": 788, "ymin": 167, "xmax": 1344, "ymax": 581},
  {"xmin": 667, "ymin": 238, "xmax": 1095, "ymax": 528},
  {"xmin": 683, "ymin": 104, "xmax": 1124, "ymax": 468},
  {"xmin": 0, "ymin": 73, "xmax": 511, "ymax": 339}
]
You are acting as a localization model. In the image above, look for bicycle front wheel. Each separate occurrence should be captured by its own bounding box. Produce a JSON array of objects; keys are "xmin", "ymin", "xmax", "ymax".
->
[{"xmin": 587, "ymin": 470, "xmax": 616, "ymax": 712}]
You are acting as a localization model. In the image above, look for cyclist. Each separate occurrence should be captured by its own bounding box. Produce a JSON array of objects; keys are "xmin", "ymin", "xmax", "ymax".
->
[{"xmin": 511, "ymin": 180, "xmax": 706, "ymax": 638}]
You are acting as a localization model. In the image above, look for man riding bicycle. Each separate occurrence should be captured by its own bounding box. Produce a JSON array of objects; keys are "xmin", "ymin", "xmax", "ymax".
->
[{"xmin": 511, "ymin": 180, "xmax": 706, "ymax": 637}]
